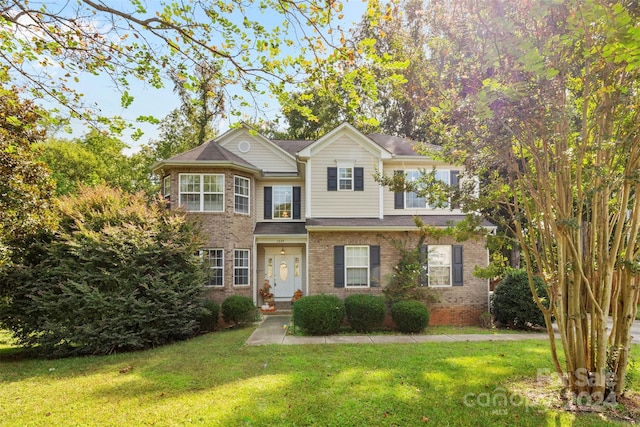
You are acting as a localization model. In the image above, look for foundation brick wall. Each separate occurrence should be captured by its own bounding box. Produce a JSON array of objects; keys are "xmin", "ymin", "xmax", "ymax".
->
[{"xmin": 308, "ymin": 230, "xmax": 489, "ymax": 326}]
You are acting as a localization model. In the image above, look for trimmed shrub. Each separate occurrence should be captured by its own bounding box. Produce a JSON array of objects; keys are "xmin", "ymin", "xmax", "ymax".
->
[
  {"xmin": 492, "ymin": 269, "xmax": 547, "ymax": 329},
  {"xmin": 198, "ymin": 300, "xmax": 220, "ymax": 332},
  {"xmin": 292, "ymin": 295, "xmax": 345, "ymax": 335},
  {"xmin": 391, "ymin": 300, "xmax": 430, "ymax": 333},
  {"xmin": 344, "ymin": 294, "xmax": 386, "ymax": 333},
  {"xmin": 221, "ymin": 295, "xmax": 257, "ymax": 326}
]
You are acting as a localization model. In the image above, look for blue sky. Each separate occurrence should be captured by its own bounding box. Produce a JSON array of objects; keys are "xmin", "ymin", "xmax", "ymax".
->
[{"xmin": 53, "ymin": 1, "xmax": 369, "ymax": 153}]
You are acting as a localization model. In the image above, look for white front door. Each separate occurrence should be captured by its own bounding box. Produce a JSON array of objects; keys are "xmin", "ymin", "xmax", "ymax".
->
[{"xmin": 265, "ymin": 249, "xmax": 301, "ymax": 301}]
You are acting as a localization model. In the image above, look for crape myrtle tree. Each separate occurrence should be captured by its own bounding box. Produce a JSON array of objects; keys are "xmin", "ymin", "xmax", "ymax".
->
[
  {"xmin": 419, "ymin": 0, "xmax": 639, "ymax": 400},
  {"xmin": 0, "ymin": 185, "xmax": 207, "ymax": 357}
]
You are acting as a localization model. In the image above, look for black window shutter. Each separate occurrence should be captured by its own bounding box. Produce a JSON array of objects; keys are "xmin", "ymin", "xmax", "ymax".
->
[
  {"xmin": 334, "ymin": 246, "xmax": 345, "ymax": 288},
  {"xmin": 293, "ymin": 186, "xmax": 301, "ymax": 219},
  {"xmin": 354, "ymin": 167, "xmax": 364, "ymax": 191},
  {"xmin": 420, "ymin": 245, "xmax": 428, "ymax": 286},
  {"xmin": 452, "ymin": 245, "xmax": 463, "ymax": 286},
  {"xmin": 394, "ymin": 170, "xmax": 404, "ymax": 209},
  {"xmin": 264, "ymin": 187, "xmax": 272, "ymax": 219},
  {"xmin": 370, "ymin": 245, "xmax": 380, "ymax": 287},
  {"xmin": 450, "ymin": 170, "xmax": 460, "ymax": 209},
  {"xmin": 327, "ymin": 167, "xmax": 337, "ymax": 191}
]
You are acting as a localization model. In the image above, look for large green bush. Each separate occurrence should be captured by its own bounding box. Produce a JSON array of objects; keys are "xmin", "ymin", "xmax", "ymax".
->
[
  {"xmin": 492, "ymin": 269, "xmax": 547, "ymax": 329},
  {"xmin": 344, "ymin": 294, "xmax": 386, "ymax": 333},
  {"xmin": 391, "ymin": 300, "xmax": 430, "ymax": 333},
  {"xmin": 0, "ymin": 186, "xmax": 206, "ymax": 357},
  {"xmin": 221, "ymin": 295, "xmax": 257, "ymax": 325},
  {"xmin": 198, "ymin": 300, "xmax": 220, "ymax": 332},
  {"xmin": 292, "ymin": 294, "xmax": 345, "ymax": 335}
]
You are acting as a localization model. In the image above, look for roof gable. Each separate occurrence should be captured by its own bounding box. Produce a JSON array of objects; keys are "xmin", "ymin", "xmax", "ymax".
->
[
  {"xmin": 297, "ymin": 122, "xmax": 393, "ymax": 160},
  {"xmin": 216, "ymin": 123, "xmax": 298, "ymax": 172}
]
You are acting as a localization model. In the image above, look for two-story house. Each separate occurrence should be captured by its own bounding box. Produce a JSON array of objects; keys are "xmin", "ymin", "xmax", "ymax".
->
[{"xmin": 152, "ymin": 122, "xmax": 494, "ymax": 325}]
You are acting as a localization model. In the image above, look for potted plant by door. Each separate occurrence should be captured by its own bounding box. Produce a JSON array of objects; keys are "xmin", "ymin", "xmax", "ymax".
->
[{"xmin": 259, "ymin": 280, "xmax": 275, "ymax": 310}]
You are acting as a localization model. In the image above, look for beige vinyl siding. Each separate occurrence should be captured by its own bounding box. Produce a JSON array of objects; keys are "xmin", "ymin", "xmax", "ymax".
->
[
  {"xmin": 256, "ymin": 179, "xmax": 306, "ymax": 221},
  {"xmin": 219, "ymin": 132, "xmax": 297, "ymax": 173},
  {"xmin": 382, "ymin": 162, "xmax": 465, "ymax": 216},
  {"xmin": 309, "ymin": 135, "xmax": 380, "ymax": 218}
]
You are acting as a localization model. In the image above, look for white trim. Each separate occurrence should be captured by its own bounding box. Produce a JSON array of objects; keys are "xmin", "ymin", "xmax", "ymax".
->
[
  {"xmin": 200, "ymin": 248, "xmax": 224, "ymax": 287},
  {"xmin": 426, "ymin": 245, "xmax": 453, "ymax": 288},
  {"xmin": 297, "ymin": 123, "xmax": 393, "ymax": 159},
  {"xmin": 305, "ymin": 159, "xmax": 312, "ymax": 218},
  {"xmin": 272, "ymin": 185, "xmax": 294, "ymax": 219},
  {"xmin": 233, "ymin": 249, "xmax": 251, "ymax": 287},
  {"xmin": 178, "ymin": 173, "xmax": 225, "ymax": 212},
  {"xmin": 378, "ymin": 159, "xmax": 384, "ymax": 219},
  {"xmin": 337, "ymin": 165, "xmax": 354, "ymax": 191},
  {"xmin": 233, "ymin": 175, "xmax": 251, "ymax": 215},
  {"xmin": 345, "ymin": 245, "xmax": 370, "ymax": 288}
]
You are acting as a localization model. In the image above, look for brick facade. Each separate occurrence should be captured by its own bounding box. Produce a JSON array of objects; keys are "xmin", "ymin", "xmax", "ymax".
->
[
  {"xmin": 163, "ymin": 167, "xmax": 256, "ymax": 304},
  {"xmin": 308, "ymin": 230, "xmax": 489, "ymax": 326}
]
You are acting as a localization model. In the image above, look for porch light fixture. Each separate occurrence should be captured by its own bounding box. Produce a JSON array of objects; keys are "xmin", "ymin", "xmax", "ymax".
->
[{"xmin": 280, "ymin": 247, "xmax": 285, "ymax": 255}]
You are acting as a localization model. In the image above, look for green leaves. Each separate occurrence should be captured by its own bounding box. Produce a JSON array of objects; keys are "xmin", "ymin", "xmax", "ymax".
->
[{"xmin": 0, "ymin": 185, "xmax": 207, "ymax": 357}]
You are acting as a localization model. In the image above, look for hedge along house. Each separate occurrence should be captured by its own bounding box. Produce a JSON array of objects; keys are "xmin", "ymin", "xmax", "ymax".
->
[{"xmin": 152, "ymin": 123, "xmax": 495, "ymax": 325}]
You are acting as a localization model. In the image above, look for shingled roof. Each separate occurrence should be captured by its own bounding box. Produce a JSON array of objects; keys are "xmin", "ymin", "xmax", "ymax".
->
[
  {"xmin": 367, "ymin": 133, "xmax": 440, "ymax": 156},
  {"xmin": 167, "ymin": 140, "xmax": 258, "ymax": 169}
]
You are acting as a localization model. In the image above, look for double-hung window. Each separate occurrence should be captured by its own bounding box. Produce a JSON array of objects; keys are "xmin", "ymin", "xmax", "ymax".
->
[
  {"xmin": 179, "ymin": 174, "xmax": 224, "ymax": 212},
  {"xmin": 162, "ymin": 176, "xmax": 171, "ymax": 200},
  {"xmin": 201, "ymin": 249, "xmax": 224, "ymax": 287},
  {"xmin": 406, "ymin": 170, "xmax": 426, "ymax": 208},
  {"xmin": 405, "ymin": 170, "xmax": 451, "ymax": 209},
  {"xmin": 234, "ymin": 176, "xmax": 250, "ymax": 214},
  {"xmin": 273, "ymin": 186, "xmax": 292, "ymax": 219},
  {"xmin": 234, "ymin": 249, "xmax": 250, "ymax": 286},
  {"xmin": 338, "ymin": 167, "xmax": 353, "ymax": 190},
  {"xmin": 427, "ymin": 245, "xmax": 452, "ymax": 287},
  {"xmin": 345, "ymin": 245, "xmax": 369, "ymax": 287}
]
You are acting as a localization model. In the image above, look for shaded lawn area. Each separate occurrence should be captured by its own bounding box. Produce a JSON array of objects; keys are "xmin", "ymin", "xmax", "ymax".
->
[{"xmin": 0, "ymin": 327, "xmax": 637, "ymax": 426}]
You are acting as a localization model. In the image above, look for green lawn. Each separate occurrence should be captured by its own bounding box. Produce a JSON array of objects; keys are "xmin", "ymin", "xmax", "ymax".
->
[{"xmin": 0, "ymin": 327, "xmax": 637, "ymax": 426}]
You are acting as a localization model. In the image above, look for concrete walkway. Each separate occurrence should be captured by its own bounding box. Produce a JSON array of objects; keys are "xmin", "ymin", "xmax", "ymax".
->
[{"xmin": 245, "ymin": 314, "xmax": 555, "ymax": 346}]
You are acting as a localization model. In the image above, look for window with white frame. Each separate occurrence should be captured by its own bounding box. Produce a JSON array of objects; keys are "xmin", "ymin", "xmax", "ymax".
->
[
  {"xmin": 201, "ymin": 249, "xmax": 223, "ymax": 287},
  {"xmin": 234, "ymin": 176, "xmax": 250, "ymax": 214},
  {"xmin": 179, "ymin": 174, "xmax": 224, "ymax": 212},
  {"xmin": 405, "ymin": 170, "xmax": 450, "ymax": 209},
  {"xmin": 162, "ymin": 175, "xmax": 171, "ymax": 199},
  {"xmin": 427, "ymin": 245, "xmax": 452, "ymax": 287},
  {"xmin": 234, "ymin": 249, "xmax": 250, "ymax": 286},
  {"xmin": 273, "ymin": 186, "xmax": 292, "ymax": 219},
  {"xmin": 338, "ymin": 167, "xmax": 353, "ymax": 190},
  {"xmin": 345, "ymin": 245, "xmax": 369, "ymax": 287}
]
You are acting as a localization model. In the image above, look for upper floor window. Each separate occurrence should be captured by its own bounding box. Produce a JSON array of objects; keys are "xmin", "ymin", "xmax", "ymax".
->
[
  {"xmin": 338, "ymin": 167, "xmax": 353, "ymax": 190},
  {"xmin": 405, "ymin": 170, "xmax": 450, "ymax": 209},
  {"xmin": 162, "ymin": 175, "xmax": 171, "ymax": 200},
  {"xmin": 179, "ymin": 174, "xmax": 224, "ymax": 212},
  {"xmin": 264, "ymin": 186, "xmax": 301, "ymax": 220},
  {"xmin": 273, "ymin": 186, "xmax": 292, "ymax": 219},
  {"xmin": 234, "ymin": 176, "xmax": 250, "ymax": 214},
  {"xmin": 328, "ymin": 167, "xmax": 364, "ymax": 191}
]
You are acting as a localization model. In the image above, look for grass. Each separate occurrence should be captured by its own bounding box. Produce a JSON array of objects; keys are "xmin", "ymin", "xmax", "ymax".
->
[{"xmin": 1, "ymin": 326, "xmax": 638, "ymax": 426}]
